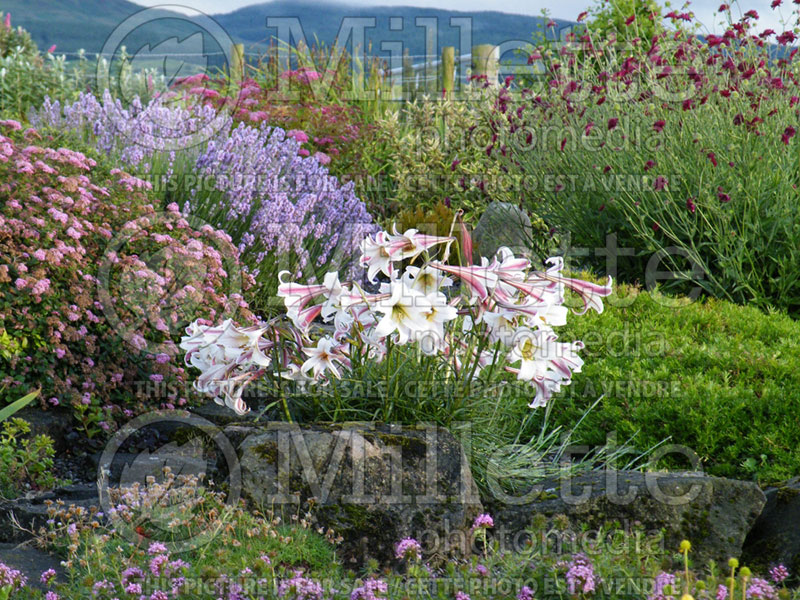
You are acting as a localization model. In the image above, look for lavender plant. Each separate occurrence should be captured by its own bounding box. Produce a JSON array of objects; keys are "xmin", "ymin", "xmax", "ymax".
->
[{"xmin": 29, "ymin": 91, "xmax": 377, "ymax": 309}]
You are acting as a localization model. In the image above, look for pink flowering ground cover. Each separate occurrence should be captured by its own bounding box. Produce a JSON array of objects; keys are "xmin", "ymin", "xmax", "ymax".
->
[{"xmin": 0, "ymin": 120, "xmax": 255, "ymax": 435}]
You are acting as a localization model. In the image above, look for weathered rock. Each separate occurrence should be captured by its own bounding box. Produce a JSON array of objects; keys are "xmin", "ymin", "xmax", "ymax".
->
[
  {"xmin": 472, "ymin": 201, "xmax": 533, "ymax": 259},
  {"xmin": 231, "ymin": 422, "xmax": 483, "ymax": 565},
  {"xmin": 487, "ymin": 471, "xmax": 765, "ymax": 565},
  {"xmin": 0, "ymin": 483, "xmax": 98, "ymax": 544},
  {"xmin": 13, "ymin": 406, "xmax": 72, "ymax": 452},
  {"xmin": 742, "ymin": 477, "xmax": 800, "ymax": 574}
]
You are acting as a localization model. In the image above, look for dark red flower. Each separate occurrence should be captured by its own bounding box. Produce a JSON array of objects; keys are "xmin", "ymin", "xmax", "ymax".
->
[
  {"xmin": 657, "ymin": 66, "xmax": 673, "ymax": 79},
  {"xmin": 625, "ymin": 14, "xmax": 636, "ymax": 25},
  {"xmin": 777, "ymin": 31, "xmax": 797, "ymax": 44},
  {"xmin": 771, "ymin": 0, "xmax": 781, "ymax": 7},
  {"xmin": 791, "ymin": 96, "xmax": 799, "ymax": 107},
  {"xmin": 584, "ymin": 121, "xmax": 595, "ymax": 135},
  {"xmin": 654, "ymin": 176, "xmax": 668, "ymax": 190},
  {"xmin": 745, "ymin": 9, "xmax": 759, "ymax": 18},
  {"xmin": 717, "ymin": 187, "xmax": 731, "ymax": 203},
  {"xmin": 682, "ymin": 98, "xmax": 694, "ymax": 111},
  {"xmin": 608, "ymin": 117, "xmax": 619, "ymax": 130},
  {"xmin": 577, "ymin": 11, "xmax": 588, "ymax": 21},
  {"xmin": 653, "ymin": 120, "xmax": 666, "ymax": 132},
  {"xmin": 686, "ymin": 197, "xmax": 696, "ymax": 213},
  {"xmin": 603, "ymin": 165, "xmax": 611, "ymax": 173},
  {"xmin": 652, "ymin": 221, "xmax": 660, "ymax": 232},
  {"xmin": 644, "ymin": 160, "xmax": 655, "ymax": 171},
  {"xmin": 782, "ymin": 126, "xmax": 796, "ymax": 144},
  {"xmin": 707, "ymin": 152, "xmax": 718, "ymax": 167}
]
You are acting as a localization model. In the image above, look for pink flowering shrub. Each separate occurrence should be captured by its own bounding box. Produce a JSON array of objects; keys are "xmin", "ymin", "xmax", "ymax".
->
[{"xmin": 0, "ymin": 121, "xmax": 255, "ymax": 434}]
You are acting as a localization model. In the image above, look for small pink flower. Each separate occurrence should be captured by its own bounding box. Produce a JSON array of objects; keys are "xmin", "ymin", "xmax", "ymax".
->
[
  {"xmin": 286, "ymin": 129, "xmax": 309, "ymax": 143},
  {"xmin": 472, "ymin": 513, "xmax": 494, "ymax": 530},
  {"xmin": 313, "ymin": 151, "xmax": 331, "ymax": 165}
]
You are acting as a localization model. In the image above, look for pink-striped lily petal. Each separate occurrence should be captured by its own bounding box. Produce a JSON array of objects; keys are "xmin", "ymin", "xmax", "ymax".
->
[{"xmin": 430, "ymin": 262, "xmax": 499, "ymax": 301}]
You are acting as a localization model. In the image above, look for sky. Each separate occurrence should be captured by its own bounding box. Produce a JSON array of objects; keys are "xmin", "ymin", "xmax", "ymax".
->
[{"xmin": 132, "ymin": 0, "xmax": 792, "ymax": 34}]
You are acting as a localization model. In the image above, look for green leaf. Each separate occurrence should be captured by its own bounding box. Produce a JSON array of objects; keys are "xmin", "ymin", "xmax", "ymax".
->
[{"xmin": 0, "ymin": 388, "xmax": 40, "ymax": 423}]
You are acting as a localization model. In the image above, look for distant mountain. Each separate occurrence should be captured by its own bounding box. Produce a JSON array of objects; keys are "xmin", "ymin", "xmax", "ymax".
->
[
  {"xmin": 3, "ymin": 0, "xmax": 566, "ymax": 60},
  {"xmin": 2, "ymin": 0, "xmax": 194, "ymax": 55},
  {"xmin": 214, "ymin": 1, "xmax": 568, "ymax": 58}
]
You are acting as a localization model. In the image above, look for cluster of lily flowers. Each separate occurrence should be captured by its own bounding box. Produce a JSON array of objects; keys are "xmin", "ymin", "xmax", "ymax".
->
[{"xmin": 180, "ymin": 225, "xmax": 612, "ymax": 415}]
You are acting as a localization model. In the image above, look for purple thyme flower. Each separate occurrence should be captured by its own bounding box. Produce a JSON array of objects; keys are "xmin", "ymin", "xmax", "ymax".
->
[
  {"xmin": 650, "ymin": 572, "xmax": 677, "ymax": 600},
  {"xmin": 472, "ymin": 513, "xmax": 494, "ymax": 530},
  {"xmin": 746, "ymin": 578, "xmax": 777, "ymax": 600},
  {"xmin": 350, "ymin": 577, "xmax": 388, "ymax": 600},
  {"xmin": 395, "ymin": 537, "xmax": 422, "ymax": 561},
  {"xmin": 769, "ymin": 565, "xmax": 789, "ymax": 584},
  {"xmin": 517, "ymin": 586, "xmax": 534, "ymax": 600},
  {"xmin": 566, "ymin": 554, "xmax": 597, "ymax": 594}
]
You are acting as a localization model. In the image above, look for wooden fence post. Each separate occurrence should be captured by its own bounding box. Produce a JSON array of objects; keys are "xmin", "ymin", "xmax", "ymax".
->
[
  {"xmin": 231, "ymin": 43, "xmax": 245, "ymax": 84},
  {"xmin": 471, "ymin": 44, "xmax": 499, "ymax": 85},
  {"xmin": 402, "ymin": 49, "xmax": 414, "ymax": 102},
  {"xmin": 441, "ymin": 46, "xmax": 455, "ymax": 98}
]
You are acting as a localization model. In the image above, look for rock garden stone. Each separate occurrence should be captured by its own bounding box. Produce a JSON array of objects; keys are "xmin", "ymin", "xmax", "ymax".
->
[
  {"xmin": 471, "ymin": 201, "xmax": 534, "ymax": 259},
  {"xmin": 230, "ymin": 422, "xmax": 483, "ymax": 565},
  {"xmin": 488, "ymin": 470, "xmax": 765, "ymax": 565},
  {"xmin": 742, "ymin": 477, "xmax": 800, "ymax": 574}
]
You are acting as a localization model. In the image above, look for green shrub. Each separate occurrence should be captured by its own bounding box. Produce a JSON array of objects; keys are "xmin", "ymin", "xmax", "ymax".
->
[
  {"xmin": 549, "ymin": 283, "xmax": 800, "ymax": 485},
  {"xmin": 585, "ymin": 0, "xmax": 666, "ymax": 48},
  {"xmin": 0, "ymin": 13, "xmax": 37, "ymax": 58},
  {"xmin": 0, "ymin": 416, "xmax": 61, "ymax": 498}
]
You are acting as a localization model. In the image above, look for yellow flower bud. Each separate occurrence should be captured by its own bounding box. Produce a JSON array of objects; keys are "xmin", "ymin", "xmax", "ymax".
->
[
  {"xmin": 680, "ymin": 540, "xmax": 692, "ymax": 553},
  {"xmin": 682, "ymin": 594, "xmax": 695, "ymax": 600},
  {"xmin": 728, "ymin": 558, "xmax": 739, "ymax": 569},
  {"xmin": 740, "ymin": 567, "xmax": 752, "ymax": 578}
]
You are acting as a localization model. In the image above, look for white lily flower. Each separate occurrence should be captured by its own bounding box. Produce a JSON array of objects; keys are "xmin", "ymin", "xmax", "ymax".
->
[
  {"xmin": 413, "ymin": 293, "xmax": 458, "ymax": 354},
  {"xmin": 359, "ymin": 231, "xmax": 394, "ymax": 282},
  {"xmin": 481, "ymin": 307, "xmax": 520, "ymax": 346},
  {"xmin": 508, "ymin": 328, "xmax": 585, "ymax": 408},
  {"xmin": 372, "ymin": 281, "xmax": 433, "ymax": 344},
  {"xmin": 403, "ymin": 265, "xmax": 454, "ymax": 296},
  {"xmin": 301, "ymin": 336, "xmax": 350, "ymax": 379}
]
